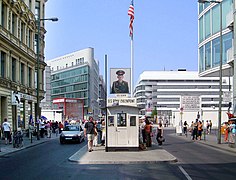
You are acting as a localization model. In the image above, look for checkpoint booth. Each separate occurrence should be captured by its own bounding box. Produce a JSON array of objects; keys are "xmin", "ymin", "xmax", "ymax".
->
[{"xmin": 106, "ymin": 97, "xmax": 139, "ymax": 151}]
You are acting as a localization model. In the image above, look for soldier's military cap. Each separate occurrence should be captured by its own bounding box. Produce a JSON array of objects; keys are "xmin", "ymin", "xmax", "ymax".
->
[{"xmin": 116, "ymin": 70, "xmax": 125, "ymax": 76}]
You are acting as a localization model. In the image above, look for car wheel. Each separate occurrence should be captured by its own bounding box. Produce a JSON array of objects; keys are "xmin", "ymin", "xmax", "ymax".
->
[
  {"xmin": 78, "ymin": 137, "xmax": 81, "ymax": 144},
  {"xmin": 60, "ymin": 139, "xmax": 65, "ymax": 144}
]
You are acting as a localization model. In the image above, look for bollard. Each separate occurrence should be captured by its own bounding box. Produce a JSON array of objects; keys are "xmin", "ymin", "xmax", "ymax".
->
[
  {"xmin": 30, "ymin": 132, "xmax": 33, "ymax": 143},
  {"xmin": 203, "ymin": 130, "xmax": 206, "ymax": 141}
]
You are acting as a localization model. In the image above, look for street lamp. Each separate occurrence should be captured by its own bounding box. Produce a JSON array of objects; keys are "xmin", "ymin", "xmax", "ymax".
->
[
  {"xmin": 198, "ymin": 0, "xmax": 222, "ymax": 144},
  {"xmin": 36, "ymin": 17, "xmax": 58, "ymax": 140}
]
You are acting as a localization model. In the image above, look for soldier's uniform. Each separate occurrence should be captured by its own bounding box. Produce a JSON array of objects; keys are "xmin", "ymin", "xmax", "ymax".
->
[{"xmin": 111, "ymin": 70, "xmax": 129, "ymax": 94}]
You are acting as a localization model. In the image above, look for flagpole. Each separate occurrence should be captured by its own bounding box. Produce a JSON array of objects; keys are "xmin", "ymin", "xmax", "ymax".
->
[{"xmin": 131, "ymin": 35, "xmax": 133, "ymax": 97}]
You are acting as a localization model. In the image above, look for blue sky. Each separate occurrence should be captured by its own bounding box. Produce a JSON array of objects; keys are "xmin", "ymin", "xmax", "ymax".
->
[{"xmin": 45, "ymin": 0, "xmax": 198, "ymax": 84}]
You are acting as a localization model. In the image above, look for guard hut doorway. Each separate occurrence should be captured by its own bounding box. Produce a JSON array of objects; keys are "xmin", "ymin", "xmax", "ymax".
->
[{"xmin": 107, "ymin": 98, "xmax": 139, "ymax": 151}]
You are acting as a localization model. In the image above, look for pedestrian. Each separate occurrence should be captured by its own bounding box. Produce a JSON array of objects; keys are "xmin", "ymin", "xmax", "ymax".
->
[
  {"xmin": 183, "ymin": 121, "xmax": 188, "ymax": 137},
  {"xmin": 28, "ymin": 122, "xmax": 35, "ymax": 141},
  {"xmin": 228, "ymin": 120, "xmax": 236, "ymax": 144},
  {"xmin": 192, "ymin": 119, "xmax": 198, "ymax": 140},
  {"xmin": 140, "ymin": 117, "xmax": 146, "ymax": 144},
  {"xmin": 144, "ymin": 118, "xmax": 152, "ymax": 147},
  {"xmin": 101, "ymin": 121, "xmax": 106, "ymax": 146},
  {"xmin": 2, "ymin": 118, "xmax": 11, "ymax": 145},
  {"xmin": 93, "ymin": 121, "xmax": 98, "ymax": 147},
  {"xmin": 224, "ymin": 122, "xmax": 229, "ymax": 142},
  {"xmin": 59, "ymin": 122, "xmax": 64, "ymax": 134},
  {"xmin": 209, "ymin": 120, "xmax": 212, "ymax": 134},
  {"xmin": 197, "ymin": 121, "xmax": 203, "ymax": 140},
  {"xmin": 55, "ymin": 121, "xmax": 59, "ymax": 137},
  {"xmin": 45, "ymin": 121, "xmax": 51, "ymax": 138},
  {"xmin": 206, "ymin": 120, "xmax": 210, "ymax": 134},
  {"xmin": 156, "ymin": 122, "xmax": 164, "ymax": 145},
  {"xmin": 84, "ymin": 116, "xmax": 96, "ymax": 152}
]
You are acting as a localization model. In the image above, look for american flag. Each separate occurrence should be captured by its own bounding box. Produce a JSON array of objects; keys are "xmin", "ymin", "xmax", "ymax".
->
[{"xmin": 128, "ymin": 0, "xmax": 134, "ymax": 38}]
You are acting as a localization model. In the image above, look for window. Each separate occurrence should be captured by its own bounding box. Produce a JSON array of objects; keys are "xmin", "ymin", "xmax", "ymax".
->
[
  {"xmin": 199, "ymin": 16, "xmax": 204, "ymax": 43},
  {"xmin": 205, "ymin": 11, "xmax": 211, "ymax": 39},
  {"xmin": 12, "ymin": 13, "xmax": 17, "ymax": 36},
  {"xmin": 12, "ymin": 58, "xmax": 17, "ymax": 81},
  {"xmin": 223, "ymin": 32, "xmax": 232, "ymax": 63},
  {"xmin": 212, "ymin": 37, "xmax": 220, "ymax": 67},
  {"xmin": 199, "ymin": 46, "xmax": 204, "ymax": 72},
  {"xmin": 21, "ymin": 63, "xmax": 25, "ymax": 84},
  {"xmin": 21, "ymin": 22, "xmax": 25, "ymax": 43},
  {"xmin": 1, "ymin": 3, "xmax": 7, "ymax": 28},
  {"xmin": 108, "ymin": 116, "xmax": 114, "ymax": 126},
  {"xmin": 0, "ymin": 51, "xmax": 6, "ymax": 78},
  {"xmin": 130, "ymin": 116, "xmax": 136, "ymax": 126},
  {"xmin": 28, "ymin": 67, "xmax": 32, "ymax": 87},
  {"xmin": 117, "ymin": 113, "xmax": 126, "ymax": 127},
  {"xmin": 205, "ymin": 42, "xmax": 211, "ymax": 70},
  {"xmin": 212, "ymin": 4, "xmax": 220, "ymax": 34}
]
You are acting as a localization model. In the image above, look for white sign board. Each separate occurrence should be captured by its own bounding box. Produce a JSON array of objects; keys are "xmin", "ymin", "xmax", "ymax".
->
[
  {"xmin": 223, "ymin": 91, "xmax": 232, "ymax": 102},
  {"xmin": 107, "ymin": 98, "xmax": 136, "ymax": 107},
  {"xmin": 181, "ymin": 96, "xmax": 200, "ymax": 110}
]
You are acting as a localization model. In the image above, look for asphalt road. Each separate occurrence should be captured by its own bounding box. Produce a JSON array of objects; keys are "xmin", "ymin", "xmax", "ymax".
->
[
  {"xmin": 161, "ymin": 129, "xmax": 236, "ymax": 180},
  {"xmin": 0, "ymin": 131, "xmax": 235, "ymax": 180}
]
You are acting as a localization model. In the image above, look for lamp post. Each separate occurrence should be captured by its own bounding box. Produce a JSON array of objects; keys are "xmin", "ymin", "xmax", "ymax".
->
[
  {"xmin": 36, "ymin": 17, "xmax": 58, "ymax": 140},
  {"xmin": 198, "ymin": 0, "xmax": 222, "ymax": 144}
]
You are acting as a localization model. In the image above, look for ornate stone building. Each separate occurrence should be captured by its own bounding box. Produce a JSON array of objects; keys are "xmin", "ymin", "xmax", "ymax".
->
[{"xmin": 0, "ymin": 0, "xmax": 47, "ymax": 131}]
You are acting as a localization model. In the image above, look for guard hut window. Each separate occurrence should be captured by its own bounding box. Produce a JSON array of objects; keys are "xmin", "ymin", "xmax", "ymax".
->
[
  {"xmin": 130, "ymin": 116, "xmax": 136, "ymax": 126},
  {"xmin": 117, "ymin": 113, "xmax": 126, "ymax": 127},
  {"xmin": 108, "ymin": 116, "xmax": 114, "ymax": 126}
]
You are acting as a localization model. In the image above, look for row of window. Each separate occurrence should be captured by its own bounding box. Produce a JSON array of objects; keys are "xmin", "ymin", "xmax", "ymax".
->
[
  {"xmin": 198, "ymin": 0, "xmax": 232, "ymax": 43},
  {"xmin": 199, "ymin": 32, "xmax": 232, "ymax": 72},
  {"xmin": 1, "ymin": 1, "xmax": 40, "ymax": 52},
  {"xmin": 0, "ymin": 51, "xmax": 33, "ymax": 87},
  {"xmin": 52, "ymin": 83, "xmax": 88, "ymax": 94},
  {"xmin": 51, "ymin": 75, "xmax": 88, "ymax": 87},
  {"xmin": 51, "ymin": 66, "xmax": 89, "ymax": 80}
]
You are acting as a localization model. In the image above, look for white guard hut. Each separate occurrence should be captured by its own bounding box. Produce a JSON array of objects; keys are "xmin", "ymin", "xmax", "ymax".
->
[{"xmin": 107, "ymin": 97, "xmax": 139, "ymax": 151}]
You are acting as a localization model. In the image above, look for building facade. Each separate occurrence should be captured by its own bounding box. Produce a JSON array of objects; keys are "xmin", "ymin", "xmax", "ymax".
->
[
  {"xmin": 0, "ymin": 0, "xmax": 47, "ymax": 130},
  {"xmin": 134, "ymin": 70, "xmax": 231, "ymax": 127},
  {"xmin": 47, "ymin": 47, "xmax": 100, "ymax": 120},
  {"xmin": 198, "ymin": 0, "xmax": 233, "ymax": 78}
]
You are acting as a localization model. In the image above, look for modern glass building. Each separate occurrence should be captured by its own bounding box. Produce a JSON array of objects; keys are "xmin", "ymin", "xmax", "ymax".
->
[
  {"xmin": 47, "ymin": 48, "xmax": 100, "ymax": 120},
  {"xmin": 198, "ymin": 0, "xmax": 233, "ymax": 77}
]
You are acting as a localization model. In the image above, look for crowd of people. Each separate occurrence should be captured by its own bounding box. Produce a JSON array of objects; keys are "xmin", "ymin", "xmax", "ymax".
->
[{"xmin": 140, "ymin": 117, "xmax": 165, "ymax": 148}]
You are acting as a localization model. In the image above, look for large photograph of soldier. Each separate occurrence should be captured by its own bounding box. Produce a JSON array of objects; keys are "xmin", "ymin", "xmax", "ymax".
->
[{"xmin": 110, "ymin": 68, "xmax": 131, "ymax": 94}]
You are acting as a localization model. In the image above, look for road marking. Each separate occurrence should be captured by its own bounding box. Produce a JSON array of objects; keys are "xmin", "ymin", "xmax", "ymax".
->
[{"xmin": 178, "ymin": 166, "xmax": 192, "ymax": 180}]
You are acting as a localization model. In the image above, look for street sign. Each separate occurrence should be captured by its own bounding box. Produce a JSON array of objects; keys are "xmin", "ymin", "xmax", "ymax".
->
[
  {"xmin": 181, "ymin": 96, "xmax": 200, "ymax": 110},
  {"xmin": 223, "ymin": 91, "xmax": 232, "ymax": 102}
]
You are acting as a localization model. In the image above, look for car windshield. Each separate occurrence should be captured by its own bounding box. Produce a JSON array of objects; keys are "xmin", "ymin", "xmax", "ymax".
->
[{"xmin": 64, "ymin": 126, "xmax": 79, "ymax": 131}]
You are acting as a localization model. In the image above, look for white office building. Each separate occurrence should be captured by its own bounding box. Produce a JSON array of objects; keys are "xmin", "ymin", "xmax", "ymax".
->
[
  {"xmin": 46, "ymin": 47, "xmax": 100, "ymax": 119},
  {"xmin": 134, "ymin": 70, "xmax": 231, "ymax": 127}
]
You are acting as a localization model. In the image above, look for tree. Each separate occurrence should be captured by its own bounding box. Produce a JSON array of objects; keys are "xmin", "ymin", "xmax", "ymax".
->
[{"xmin": 151, "ymin": 106, "xmax": 157, "ymax": 118}]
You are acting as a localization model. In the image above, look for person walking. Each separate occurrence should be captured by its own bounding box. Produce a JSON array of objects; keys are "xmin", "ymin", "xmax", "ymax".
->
[
  {"xmin": 84, "ymin": 116, "xmax": 96, "ymax": 152},
  {"xmin": 144, "ymin": 118, "xmax": 152, "ymax": 147},
  {"xmin": 183, "ymin": 121, "xmax": 188, "ymax": 137},
  {"xmin": 156, "ymin": 122, "xmax": 164, "ymax": 145},
  {"xmin": 197, "ymin": 121, "xmax": 203, "ymax": 140},
  {"xmin": 2, "ymin": 118, "xmax": 11, "ymax": 145},
  {"xmin": 140, "ymin": 117, "xmax": 146, "ymax": 144},
  {"xmin": 192, "ymin": 119, "xmax": 198, "ymax": 140}
]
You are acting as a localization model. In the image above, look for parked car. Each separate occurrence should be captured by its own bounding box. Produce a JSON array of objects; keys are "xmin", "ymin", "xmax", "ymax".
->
[{"xmin": 60, "ymin": 125, "xmax": 84, "ymax": 144}]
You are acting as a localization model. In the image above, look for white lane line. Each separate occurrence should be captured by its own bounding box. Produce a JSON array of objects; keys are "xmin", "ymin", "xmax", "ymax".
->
[{"xmin": 178, "ymin": 166, "xmax": 192, "ymax": 180}]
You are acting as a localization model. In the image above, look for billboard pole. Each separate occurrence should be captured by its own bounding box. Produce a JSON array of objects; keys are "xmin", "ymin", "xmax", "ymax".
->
[{"xmin": 105, "ymin": 54, "xmax": 108, "ymax": 152}]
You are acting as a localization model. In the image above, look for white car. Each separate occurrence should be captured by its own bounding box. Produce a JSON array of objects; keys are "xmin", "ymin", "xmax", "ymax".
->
[{"xmin": 60, "ymin": 125, "xmax": 84, "ymax": 144}]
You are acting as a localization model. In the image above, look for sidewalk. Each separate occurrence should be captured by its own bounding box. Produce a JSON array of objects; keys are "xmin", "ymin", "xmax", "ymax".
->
[
  {"xmin": 0, "ymin": 133, "xmax": 58, "ymax": 156},
  {"xmin": 175, "ymin": 131, "xmax": 236, "ymax": 154},
  {"xmin": 69, "ymin": 144, "xmax": 177, "ymax": 164}
]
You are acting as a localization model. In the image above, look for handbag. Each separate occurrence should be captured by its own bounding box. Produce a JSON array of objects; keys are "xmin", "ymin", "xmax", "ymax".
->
[{"xmin": 158, "ymin": 137, "xmax": 165, "ymax": 142}]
